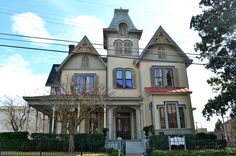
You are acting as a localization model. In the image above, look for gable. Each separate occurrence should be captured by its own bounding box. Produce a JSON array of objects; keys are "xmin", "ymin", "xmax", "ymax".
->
[
  {"xmin": 135, "ymin": 26, "xmax": 192, "ymax": 66},
  {"xmin": 62, "ymin": 54, "xmax": 106, "ymax": 70},
  {"xmin": 57, "ymin": 36, "xmax": 106, "ymax": 71}
]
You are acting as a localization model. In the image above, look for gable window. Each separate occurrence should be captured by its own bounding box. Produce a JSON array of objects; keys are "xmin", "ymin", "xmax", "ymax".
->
[
  {"xmin": 151, "ymin": 67, "xmax": 174, "ymax": 87},
  {"xmin": 119, "ymin": 23, "xmax": 128, "ymax": 36},
  {"xmin": 75, "ymin": 74, "xmax": 95, "ymax": 93},
  {"xmin": 157, "ymin": 46, "xmax": 165, "ymax": 59},
  {"xmin": 81, "ymin": 55, "xmax": 89, "ymax": 68},
  {"xmin": 158, "ymin": 102, "xmax": 186, "ymax": 129},
  {"xmin": 114, "ymin": 68, "xmax": 135, "ymax": 89}
]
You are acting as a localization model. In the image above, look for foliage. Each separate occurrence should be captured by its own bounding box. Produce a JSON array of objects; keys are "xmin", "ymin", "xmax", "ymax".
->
[
  {"xmin": 102, "ymin": 128, "xmax": 109, "ymax": 136},
  {"xmin": 109, "ymin": 150, "xmax": 124, "ymax": 156},
  {"xmin": 143, "ymin": 125, "xmax": 155, "ymax": 136},
  {"xmin": 190, "ymin": 0, "xmax": 236, "ymax": 119},
  {"xmin": 0, "ymin": 132, "xmax": 29, "ymax": 151},
  {"xmin": 151, "ymin": 149, "xmax": 236, "ymax": 156}
]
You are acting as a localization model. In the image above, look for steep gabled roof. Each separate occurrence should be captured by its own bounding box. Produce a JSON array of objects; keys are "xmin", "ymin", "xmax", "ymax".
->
[
  {"xmin": 57, "ymin": 36, "xmax": 106, "ymax": 71},
  {"xmin": 45, "ymin": 64, "xmax": 60, "ymax": 86},
  {"xmin": 135, "ymin": 26, "xmax": 192, "ymax": 66}
]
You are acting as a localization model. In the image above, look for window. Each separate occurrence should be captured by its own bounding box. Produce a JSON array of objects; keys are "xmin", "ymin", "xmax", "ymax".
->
[
  {"xmin": 179, "ymin": 107, "xmax": 185, "ymax": 128},
  {"xmin": 55, "ymin": 87, "xmax": 61, "ymax": 95},
  {"xmin": 114, "ymin": 40, "xmax": 133, "ymax": 55},
  {"xmin": 158, "ymin": 102, "xmax": 186, "ymax": 129},
  {"xmin": 151, "ymin": 67, "xmax": 174, "ymax": 87},
  {"xmin": 124, "ymin": 40, "xmax": 132, "ymax": 54},
  {"xmin": 89, "ymin": 112, "xmax": 98, "ymax": 134},
  {"xmin": 167, "ymin": 103, "xmax": 177, "ymax": 128},
  {"xmin": 116, "ymin": 69, "xmax": 123, "ymax": 88},
  {"xmin": 119, "ymin": 23, "xmax": 128, "ymax": 36},
  {"xmin": 114, "ymin": 40, "xmax": 123, "ymax": 54},
  {"xmin": 125, "ymin": 70, "xmax": 132, "ymax": 88},
  {"xmin": 114, "ymin": 68, "xmax": 135, "ymax": 89},
  {"xmin": 159, "ymin": 107, "xmax": 166, "ymax": 129},
  {"xmin": 75, "ymin": 74, "xmax": 95, "ymax": 93},
  {"xmin": 157, "ymin": 46, "xmax": 165, "ymax": 59}
]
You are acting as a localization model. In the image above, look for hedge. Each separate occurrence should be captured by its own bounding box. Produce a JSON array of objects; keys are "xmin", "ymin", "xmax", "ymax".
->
[
  {"xmin": 149, "ymin": 133, "xmax": 226, "ymax": 150},
  {"xmin": 0, "ymin": 132, "xmax": 105, "ymax": 152},
  {"xmin": 0, "ymin": 132, "xmax": 30, "ymax": 151}
]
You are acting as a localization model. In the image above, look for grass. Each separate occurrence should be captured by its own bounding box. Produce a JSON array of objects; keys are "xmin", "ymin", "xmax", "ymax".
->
[{"xmin": 0, "ymin": 151, "xmax": 108, "ymax": 156}]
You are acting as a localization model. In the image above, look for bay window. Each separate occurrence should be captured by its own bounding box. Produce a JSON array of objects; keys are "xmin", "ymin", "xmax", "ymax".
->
[{"xmin": 158, "ymin": 102, "xmax": 186, "ymax": 129}]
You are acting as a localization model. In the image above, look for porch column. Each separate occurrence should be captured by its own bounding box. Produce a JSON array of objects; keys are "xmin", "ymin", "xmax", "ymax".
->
[
  {"xmin": 35, "ymin": 110, "xmax": 38, "ymax": 133},
  {"xmin": 140, "ymin": 102, "xmax": 144, "ymax": 138},
  {"xmin": 51, "ymin": 106, "xmax": 55, "ymax": 133},
  {"xmin": 103, "ymin": 105, "xmax": 107, "ymax": 128},
  {"xmin": 108, "ymin": 108, "xmax": 113, "ymax": 140},
  {"xmin": 42, "ymin": 114, "xmax": 45, "ymax": 133},
  {"xmin": 136, "ymin": 108, "xmax": 141, "ymax": 139},
  {"xmin": 25, "ymin": 106, "xmax": 30, "ymax": 131}
]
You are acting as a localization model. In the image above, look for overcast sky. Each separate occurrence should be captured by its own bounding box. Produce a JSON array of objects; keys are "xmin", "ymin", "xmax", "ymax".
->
[{"xmin": 0, "ymin": 0, "xmax": 222, "ymax": 131}]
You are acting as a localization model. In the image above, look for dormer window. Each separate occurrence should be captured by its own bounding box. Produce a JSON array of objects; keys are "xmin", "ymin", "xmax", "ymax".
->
[{"xmin": 119, "ymin": 23, "xmax": 128, "ymax": 36}]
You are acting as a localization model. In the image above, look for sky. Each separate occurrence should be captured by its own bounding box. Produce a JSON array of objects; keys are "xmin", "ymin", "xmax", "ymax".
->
[{"xmin": 0, "ymin": 0, "xmax": 224, "ymax": 131}]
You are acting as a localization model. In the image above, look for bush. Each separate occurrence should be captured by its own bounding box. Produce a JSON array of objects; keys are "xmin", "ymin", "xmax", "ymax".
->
[
  {"xmin": 0, "ymin": 132, "xmax": 30, "ymax": 151},
  {"xmin": 30, "ymin": 133, "xmax": 68, "ymax": 151},
  {"xmin": 74, "ymin": 133, "xmax": 105, "ymax": 151},
  {"xmin": 110, "ymin": 150, "xmax": 124, "ymax": 156}
]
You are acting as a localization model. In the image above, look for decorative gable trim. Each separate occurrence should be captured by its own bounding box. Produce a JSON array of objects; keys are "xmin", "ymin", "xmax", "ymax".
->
[
  {"xmin": 57, "ymin": 36, "xmax": 106, "ymax": 71},
  {"xmin": 134, "ymin": 26, "xmax": 192, "ymax": 66}
]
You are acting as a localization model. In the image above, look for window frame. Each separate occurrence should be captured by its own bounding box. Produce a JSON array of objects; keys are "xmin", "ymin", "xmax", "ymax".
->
[
  {"xmin": 74, "ymin": 73, "xmax": 95, "ymax": 93},
  {"xmin": 114, "ymin": 39, "xmax": 133, "ymax": 55},
  {"xmin": 151, "ymin": 66, "xmax": 175, "ymax": 87},
  {"xmin": 114, "ymin": 68, "xmax": 135, "ymax": 89},
  {"xmin": 157, "ymin": 102, "xmax": 186, "ymax": 129}
]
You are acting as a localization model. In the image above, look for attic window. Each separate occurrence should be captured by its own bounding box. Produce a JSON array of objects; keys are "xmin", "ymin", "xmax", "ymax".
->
[
  {"xmin": 119, "ymin": 23, "xmax": 128, "ymax": 36},
  {"xmin": 82, "ymin": 55, "xmax": 89, "ymax": 67}
]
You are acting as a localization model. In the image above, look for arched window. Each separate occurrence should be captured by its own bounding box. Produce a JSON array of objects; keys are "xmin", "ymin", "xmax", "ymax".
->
[
  {"xmin": 124, "ymin": 40, "xmax": 133, "ymax": 54},
  {"xmin": 119, "ymin": 23, "xmax": 128, "ymax": 36},
  {"xmin": 114, "ymin": 40, "xmax": 123, "ymax": 54},
  {"xmin": 157, "ymin": 46, "xmax": 165, "ymax": 59}
]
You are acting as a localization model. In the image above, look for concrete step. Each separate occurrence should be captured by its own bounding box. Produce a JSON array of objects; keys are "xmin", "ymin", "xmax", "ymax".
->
[{"xmin": 125, "ymin": 141, "xmax": 145, "ymax": 154}]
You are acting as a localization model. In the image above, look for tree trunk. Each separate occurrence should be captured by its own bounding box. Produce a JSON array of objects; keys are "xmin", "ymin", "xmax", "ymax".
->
[
  {"xmin": 61, "ymin": 121, "xmax": 67, "ymax": 134},
  {"xmin": 68, "ymin": 133, "xmax": 75, "ymax": 152}
]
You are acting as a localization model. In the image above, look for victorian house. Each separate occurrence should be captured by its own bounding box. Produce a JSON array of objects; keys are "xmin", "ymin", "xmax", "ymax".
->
[{"xmin": 24, "ymin": 9, "xmax": 195, "ymax": 140}]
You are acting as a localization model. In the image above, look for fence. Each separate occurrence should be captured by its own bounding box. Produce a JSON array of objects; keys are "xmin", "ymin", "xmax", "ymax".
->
[{"xmin": 0, "ymin": 141, "xmax": 110, "ymax": 156}]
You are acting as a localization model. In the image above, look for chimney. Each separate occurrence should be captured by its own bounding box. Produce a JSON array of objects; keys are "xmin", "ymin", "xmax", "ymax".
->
[{"xmin": 68, "ymin": 44, "xmax": 75, "ymax": 54}]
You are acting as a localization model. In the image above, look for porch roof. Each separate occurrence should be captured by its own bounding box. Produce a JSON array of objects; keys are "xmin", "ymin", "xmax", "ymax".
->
[{"xmin": 145, "ymin": 87, "xmax": 192, "ymax": 94}]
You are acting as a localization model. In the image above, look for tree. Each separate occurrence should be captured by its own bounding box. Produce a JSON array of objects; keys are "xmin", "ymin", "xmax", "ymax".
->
[
  {"xmin": 190, "ymin": 0, "xmax": 236, "ymax": 120},
  {"xmin": 1, "ymin": 96, "xmax": 27, "ymax": 132},
  {"xmin": 43, "ymin": 77, "xmax": 106, "ymax": 152},
  {"xmin": 214, "ymin": 119, "xmax": 224, "ymax": 140}
]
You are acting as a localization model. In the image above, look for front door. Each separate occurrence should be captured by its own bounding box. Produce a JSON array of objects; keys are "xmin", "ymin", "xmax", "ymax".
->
[{"xmin": 116, "ymin": 112, "xmax": 131, "ymax": 140}]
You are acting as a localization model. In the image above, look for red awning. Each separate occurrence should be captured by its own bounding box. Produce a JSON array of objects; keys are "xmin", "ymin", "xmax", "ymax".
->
[{"xmin": 145, "ymin": 87, "xmax": 192, "ymax": 94}]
